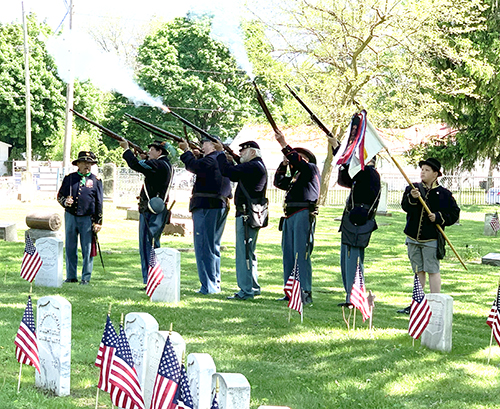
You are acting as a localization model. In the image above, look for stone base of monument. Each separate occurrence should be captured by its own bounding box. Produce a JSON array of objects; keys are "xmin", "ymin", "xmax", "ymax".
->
[
  {"xmin": 420, "ymin": 293, "xmax": 453, "ymax": 352},
  {"xmin": 0, "ymin": 221, "xmax": 17, "ymax": 241},
  {"xmin": 163, "ymin": 218, "xmax": 192, "ymax": 236},
  {"xmin": 482, "ymin": 253, "xmax": 500, "ymax": 266},
  {"xmin": 212, "ymin": 373, "xmax": 251, "ymax": 409},
  {"xmin": 26, "ymin": 228, "xmax": 63, "ymax": 243},
  {"xmin": 126, "ymin": 208, "xmax": 140, "ymax": 221}
]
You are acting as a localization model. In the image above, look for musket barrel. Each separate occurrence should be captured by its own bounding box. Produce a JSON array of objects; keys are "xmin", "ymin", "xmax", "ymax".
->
[{"xmin": 253, "ymin": 81, "xmax": 279, "ymax": 133}]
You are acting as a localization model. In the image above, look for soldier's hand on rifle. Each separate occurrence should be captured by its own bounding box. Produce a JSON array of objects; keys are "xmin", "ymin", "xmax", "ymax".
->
[
  {"xmin": 139, "ymin": 152, "xmax": 148, "ymax": 160},
  {"xmin": 327, "ymin": 135, "xmax": 339, "ymax": 149},
  {"xmin": 178, "ymin": 140, "xmax": 189, "ymax": 152},
  {"xmin": 119, "ymin": 140, "xmax": 129, "ymax": 150},
  {"xmin": 225, "ymin": 152, "xmax": 234, "ymax": 162},
  {"xmin": 193, "ymin": 149, "xmax": 201, "ymax": 158},
  {"xmin": 93, "ymin": 223, "xmax": 102, "ymax": 233},
  {"xmin": 275, "ymin": 130, "xmax": 287, "ymax": 148},
  {"xmin": 213, "ymin": 140, "xmax": 224, "ymax": 152}
]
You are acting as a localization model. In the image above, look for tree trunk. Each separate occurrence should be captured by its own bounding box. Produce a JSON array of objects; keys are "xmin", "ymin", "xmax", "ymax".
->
[{"xmin": 318, "ymin": 123, "xmax": 344, "ymax": 206}]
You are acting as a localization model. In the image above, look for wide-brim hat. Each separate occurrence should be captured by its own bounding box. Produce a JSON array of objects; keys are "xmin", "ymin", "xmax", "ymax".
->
[
  {"xmin": 148, "ymin": 140, "xmax": 169, "ymax": 155},
  {"xmin": 72, "ymin": 151, "xmax": 97, "ymax": 166},
  {"xmin": 239, "ymin": 141, "xmax": 260, "ymax": 151},
  {"xmin": 419, "ymin": 158, "xmax": 442, "ymax": 176},
  {"xmin": 200, "ymin": 135, "xmax": 220, "ymax": 144},
  {"xmin": 294, "ymin": 147, "xmax": 317, "ymax": 165}
]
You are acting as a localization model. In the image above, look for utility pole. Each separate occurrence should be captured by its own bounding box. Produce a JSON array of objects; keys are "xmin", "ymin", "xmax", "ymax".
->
[{"xmin": 62, "ymin": 0, "xmax": 75, "ymax": 174}]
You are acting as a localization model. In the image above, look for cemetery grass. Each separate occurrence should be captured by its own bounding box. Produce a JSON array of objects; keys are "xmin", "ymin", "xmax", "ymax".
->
[{"xmin": 1, "ymin": 199, "xmax": 500, "ymax": 409}]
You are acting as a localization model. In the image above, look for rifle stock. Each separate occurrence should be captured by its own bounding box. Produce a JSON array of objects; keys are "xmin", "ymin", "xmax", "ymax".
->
[
  {"xmin": 71, "ymin": 109, "xmax": 146, "ymax": 155},
  {"xmin": 166, "ymin": 109, "xmax": 240, "ymax": 163},
  {"xmin": 252, "ymin": 81, "xmax": 279, "ymax": 133},
  {"xmin": 124, "ymin": 113, "xmax": 201, "ymax": 151},
  {"xmin": 285, "ymin": 84, "xmax": 338, "ymax": 142}
]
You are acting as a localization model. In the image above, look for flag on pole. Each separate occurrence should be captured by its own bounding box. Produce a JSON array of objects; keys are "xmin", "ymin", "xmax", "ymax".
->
[
  {"xmin": 150, "ymin": 336, "xmax": 181, "ymax": 409},
  {"xmin": 284, "ymin": 258, "xmax": 303, "ymax": 316},
  {"xmin": 335, "ymin": 110, "xmax": 386, "ymax": 178},
  {"xmin": 172, "ymin": 364, "xmax": 194, "ymax": 409},
  {"xmin": 20, "ymin": 235, "xmax": 43, "ymax": 283},
  {"xmin": 210, "ymin": 392, "xmax": 220, "ymax": 409},
  {"xmin": 408, "ymin": 274, "xmax": 432, "ymax": 340},
  {"xmin": 146, "ymin": 247, "xmax": 164, "ymax": 297},
  {"xmin": 491, "ymin": 212, "xmax": 500, "ymax": 233},
  {"xmin": 487, "ymin": 284, "xmax": 500, "ymax": 346},
  {"xmin": 109, "ymin": 325, "xmax": 145, "ymax": 409},
  {"xmin": 14, "ymin": 296, "xmax": 40, "ymax": 373},
  {"xmin": 350, "ymin": 262, "xmax": 370, "ymax": 322},
  {"xmin": 95, "ymin": 315, "xmax": 119, "ymax": 392}
]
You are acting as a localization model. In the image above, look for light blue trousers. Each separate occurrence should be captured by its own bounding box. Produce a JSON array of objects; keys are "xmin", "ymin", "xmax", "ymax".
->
[
  {"xmin": 64, "ymin": 212, "xmax": 93, "ymax": 281},
  {"xmin": 235, "ymin": 216, "xmax": 260, "ymax": 298}
]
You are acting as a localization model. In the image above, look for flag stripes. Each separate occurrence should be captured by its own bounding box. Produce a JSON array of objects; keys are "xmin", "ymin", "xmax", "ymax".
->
[
  {"xmin": 146, "ymin": 247, "xmax": 164, "ymax": 297},
  {"xmin": 284, "ymin": 258, "xmax": 303, "ymax": 316},
  {"xmin": 408, "ymin": 274, "xmax": 432, "ymax": 340},
  {"xmin": 20, "ymin": 235, "xmax": 43, "ymax": 283},
  {"xmin": 350, "ymin": 263, "xmax": 370, "ymax": 322},
  {"xmin": 14, "ymin": 296, "xmax": 40, "ymax": 373},
  {"xmin": 95, "ymin": 315, "xmax": 119, "ymax": 392}
]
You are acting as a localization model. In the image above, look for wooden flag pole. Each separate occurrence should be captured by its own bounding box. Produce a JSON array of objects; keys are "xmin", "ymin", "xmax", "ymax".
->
[
  {"xmin": 94, "ymin": 388, "xmax": 99, "ymax": 409},
  {"xmin": 385, "ymin": 148, "xmax": 467, "ymax": 270},
  {"xmin": 17, "ymin": 362, "xmax": 22, "ymax": 393},
  {"xmin": 487, "ymin": 328, "xmax": 494, "ymax": 364},
  {"xmin": 353, "ymin": 308, "xmax": 357, "ymax": 330}
]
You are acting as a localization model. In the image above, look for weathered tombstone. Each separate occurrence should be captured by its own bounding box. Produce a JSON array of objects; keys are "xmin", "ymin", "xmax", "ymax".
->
[
  {"xmin": 421, "ymin": 293, "xmax": 453, "ymax": 352},
  {"xmin": 124, "ymin": 312, "xmax": 159, "ymax": 388},
  {"xmin": 482, "ymin": 253, "xmax": 500, "ymax": 266},
  {"xmin": 187, "ymin": 353, "xmax": 216, "ymax": 409},
  {"xmin": 484, "ymin": 213, "xmax": 497, "ymax": 236},
  {"xmin": 377, "ymin": 181, "xmax": 389, "ymax": 215},
  {"xmin": 151, "ymin": 248, "xmax": 181, "ymax": 303},
  {"xmin": 212, "ymin": 373, "xmax": 251, "ymax": 409},
  {"xmin": 35, "ymin": 295, "xmax": 71, "ymax": 396},
  {"xmin": 144, "ymin": 331, "xmax": 186, "ymax": 409},
  {"xmin": 0, "ymin": 221, "xmax": 17, "ymax": 241},
  {"xmin": 102, "ymin": 163, "xmax": 117, "ymax": 202},
  {"xmin": 34, "ymin": 237, "xmax": 63, "ymax": 288}
]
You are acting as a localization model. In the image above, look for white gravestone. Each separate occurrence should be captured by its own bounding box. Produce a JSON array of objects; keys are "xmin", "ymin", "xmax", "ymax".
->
[
  {"xmin": 144, "ymin": 331, "xmax": 186, "ymax": 409},
  {"xmin": 35, "ymin": 295, "xmax": 71, "ymax": 396},
  {"xmin": 212, "ymin": 373, "xmax": 251, "ymax": 409},
  {"xmin": 484, "ymin": 213, "xmax": 497, "ymax": 236},
  {"xmin": 151, "ymin": 248, "xmax": 181, "ymax": 303},
  {"xmin": 124, "ymin": 312, "xmax": 159, "ymax": 388},
  {"xmin": 187, "ymin": 353, "xmax": 216, "ymax": 409},
  {"xmin": 421, "ymin": 293, "xmax": 453, "ymax": 352},
  {"xmin": 34, "ymin": 237, "xmax": 63, "ymax": 288}
]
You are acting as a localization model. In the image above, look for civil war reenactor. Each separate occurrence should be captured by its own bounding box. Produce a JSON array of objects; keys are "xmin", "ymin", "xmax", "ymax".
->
[
  {"xmin": 274, "ymin": 130, "xmax": 321, "ymax": 305},
  {"xmin": 179, "ymin": 137, "xmax": 232, "ymax": 295},
  {"xmin": 215, "ymin": 140, "xmax": 268, "ymax": 300},
  {"xmin": 57, "ymin": 151, "xmax": 103, "ymax": 285},
  {"xmin": 120, "ymin": 140, "xmax": 173, "ymax": 288}
]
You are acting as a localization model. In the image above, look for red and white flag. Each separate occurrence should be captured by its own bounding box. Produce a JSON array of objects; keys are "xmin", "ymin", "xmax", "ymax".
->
[
  {"xmin": 350, "ymin": 263, "xmax": 370, "ymax": 322},
  {"xmin": 146, "ymin": 248, "xmax": 164, "ymax": 297},
  {"xmin": 487, "ymin": 284, "xmax": 500, "ymax": 346},
  {"xmin": 14, "ymin": 296, "xmax": 40, "ymax": 373},
  {"xmin": 408, "ymin": 274, "xmax": 432, "ymax": 340},
  {"xmin": 284, "ymin": 258, "xmax": 303, "ymax": 316},
  {"xmin": 95, "ymin": 315, "xmax": 119, "ymax": 392},
  {"xmin": 491, "ymin": 213, "xmax": 500, "ymax": 233},
  {"xmin": 150, "ymin": 336, "xmax": 181, "ymax": 409},
  {"xmin": 20, "ymin": 235, "xmax": 43, "ymax": 283}
]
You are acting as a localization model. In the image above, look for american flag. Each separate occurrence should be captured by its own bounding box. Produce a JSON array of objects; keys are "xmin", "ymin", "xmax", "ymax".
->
[
  {"xmin": 487, "ymin": 284, "xmax": 500, "ymax": 346},
  {"xmin": 350, "ymin": 263, "xmax": 371, "ymax": 321},
  {"xmin": 172, "ymin": 364, "xmax": 194, "ymax": 409},
  {"xmin": 408, "ymin": 274, "xmax": 432, "ymax": 340},
  {"xmin": 146, "ymin": 248, "xmax": 164, "ymax": 297},
  {"xmin": 109, "ymin": 325, "xmax": 145, "ymax": 409},
  {"xmin": 284, "ymin": 259, "xmax": 302, "ymax": 316},
  {"xmin": 20, "ymin": 235, "xmax": 43, "ymax": 283},
  {"xmin": 150, "ymin": 336, "xmax": 181, "ymax": 409},
  {"xmin": 14, "ymin": 296, "xmax": 40, "ymax": 373},
  {"xmin": 95, "ymin": 315, "xmax": 119, "ymax": 392},
  {"xmin": 491, "ymin": 213, "xmax": 500, "ymax": 233},
  {"xmin": 210, "ymin": 392, "xmax": 220, "ymax": 409}
]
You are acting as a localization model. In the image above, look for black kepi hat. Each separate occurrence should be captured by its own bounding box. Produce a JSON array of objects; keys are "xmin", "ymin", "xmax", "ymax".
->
[
  {"xmin": 148, "ymin": 140, "xmax": 169, "ymax": 155},
  {"xmin": 418, "ymin": 158, "xmax": 442, "ymax": 176},
  {"xmin": 294, "ymin": 147, "xmax": 317, "ymax": 164},
  {"xmin": 72, "ymin": 151, "xmax": 98, "ymax": 166},
  {"xmin": 239, "ymin": 141, "xmax": 260, "ymax": 150}
]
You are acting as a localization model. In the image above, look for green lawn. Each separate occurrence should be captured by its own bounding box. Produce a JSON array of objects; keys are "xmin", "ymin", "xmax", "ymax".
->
[{"xmin": 1, "ymin": 198, "xmax": 499, "ymax": 409}]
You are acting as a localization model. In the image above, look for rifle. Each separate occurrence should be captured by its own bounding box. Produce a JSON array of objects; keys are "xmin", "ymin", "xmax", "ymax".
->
[
  {"xmin": 124, "ymin": 113, "xmax": 202, "ymax": 151},
  {"xmin": 285, "ymin": 83, "xmax": 340, "ymax": 144},
  {"xmin": 165, "ymin": 109, "xmax": 240, "ymax": 163},
  {"xmin": 71, "ymin": 109, "xmax": 146, "ymax": 155},
  {"xmin": 252, "ymin": 80, "xmax": 280, "ymax": 133}
]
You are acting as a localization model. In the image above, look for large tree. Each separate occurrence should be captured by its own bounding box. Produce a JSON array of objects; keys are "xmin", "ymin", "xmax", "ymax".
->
[{"xmin": 250, "ymin": 0, "xmax": 484, "ymax": 204}]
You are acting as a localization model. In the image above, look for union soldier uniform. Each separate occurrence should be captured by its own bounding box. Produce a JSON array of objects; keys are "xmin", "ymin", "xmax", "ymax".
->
[{"xmin": 57, "ymin": 151, "xmax": 103, "ymax": 284}]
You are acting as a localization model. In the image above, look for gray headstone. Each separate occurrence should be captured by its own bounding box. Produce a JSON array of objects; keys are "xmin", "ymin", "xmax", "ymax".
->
[
  {"xmin": 144, "ymin": 331, "xmax": 186, "ymax": 409},
  {"xmin": 187, "ymin": 353, "xmax": 216, "ymax": 409},
  {"xmin": 482, "ymin": 253, "xmax": 500, "ymax": 266},
  {"xmin": 35, "ymin": 295, "xmax": 71, "ymax": 396},
  {"xmin": 0, "ymin": 221, "xmax": 16, "ymax": 241},
  {"xmin": 212, "ymin": 373, "xmax": 251, "ymax": 409},
  {"xmin": 378, "ymin": 181, "xmax": 388, "ymax": 213},
  {"xmin": 34, "ymin": 237, "xmax": 63, "ymax": 288},
  {"xmin": 102, "ymin": 163, "xmax": 117, "ymax": 202},
  {"xmin": 421, "ymin": 293, "xmax": 453, "ymax": 352},
  {"xmin": 124, "ymin": 312, "xmax": 159, "ymax": 388},
  {"xmin": 484, "ymin": 213, "xmax": 498, "ymax": 236},
  {"xmin": 26, "ymin": 228, "xmax": 64, "ymax": 243},
  {"xmin": 151, "ymin": 248, "xmax": 181, "ymax": 303}
]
